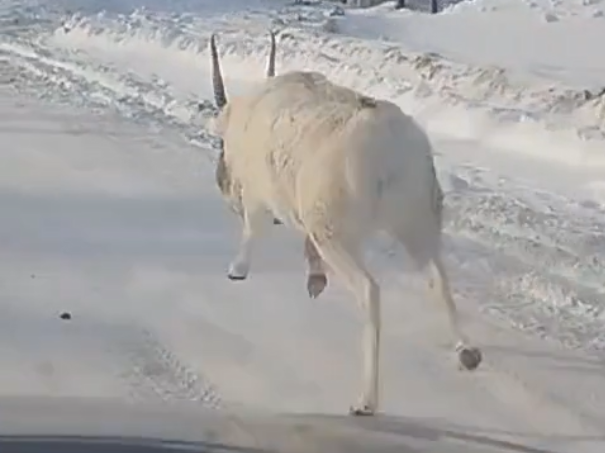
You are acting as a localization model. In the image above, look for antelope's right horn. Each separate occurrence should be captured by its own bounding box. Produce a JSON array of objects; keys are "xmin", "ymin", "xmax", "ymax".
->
[{"xmin": 210, "ymin": 33, "xmax": 227, "ymax": 109}]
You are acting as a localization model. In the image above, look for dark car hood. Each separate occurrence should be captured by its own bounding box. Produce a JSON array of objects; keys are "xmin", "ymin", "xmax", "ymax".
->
[{"xmin": 0, "ymin": 396, "xmax": 522, "ymax": 452}]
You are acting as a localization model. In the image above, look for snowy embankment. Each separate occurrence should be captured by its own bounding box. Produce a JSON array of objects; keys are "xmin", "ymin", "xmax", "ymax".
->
[
  {"xmin": 338, "ymin": 0, "xmax": 605, "ymax": 140},
  {"xmin": 47, "ymin": 0, "xmax": 605, "ymax": 156}
]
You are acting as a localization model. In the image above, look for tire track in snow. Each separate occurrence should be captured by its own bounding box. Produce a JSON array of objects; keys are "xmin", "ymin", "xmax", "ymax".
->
[
  {"xmin": 114, "ymin": 325, "xmax": 222, "ymax": 407},
  {"xmin": 0, "ymin": 296, "xmax": 222, "ymax": 407},
  {"xmin": 0, "ymin": 30, "xmax": 225, "ymax": 409},
  {"xmin": 0, "ymin": 39, "xmax": 221, "ymax": 153}
]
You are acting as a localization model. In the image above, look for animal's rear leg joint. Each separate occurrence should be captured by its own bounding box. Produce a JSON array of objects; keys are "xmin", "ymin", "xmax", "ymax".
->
[
  {"xmin": 307, "ymin": 274, "xmax": 327, "ymax": 299},
  {"xmin": 427, "ymin": 257, "xmax": 483, "ymax": 371},
  {"xmin": 304, "ymin": 236, "xmax": 328, "ymax": 298},
  {"xmin": 349, "ymin": 404, "xmax": 375, "ymax": 416}
]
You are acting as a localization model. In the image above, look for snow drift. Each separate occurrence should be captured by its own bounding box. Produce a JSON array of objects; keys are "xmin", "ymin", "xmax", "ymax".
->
[{"xmin": 49, "ymin": 0, "xmax": 605, "ymax": 149}]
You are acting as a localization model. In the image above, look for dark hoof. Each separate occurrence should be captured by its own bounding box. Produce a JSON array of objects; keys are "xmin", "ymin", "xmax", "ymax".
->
[
  {"xmin": 273, "ymin": 218, "xmax": 283, "ymax": 225},
  {"xmin": 458, "ymin": 346, "xmax": 482, "ymax": 371},
  {"xmin": 307, "ymin": 274, "xmax": 327, "ymax": 299},
  {"xmin": 227, "ymin": 274, "xmax": 247, "ymax": 281},
  {"xmin": 349, "ymin": 405, "xmax": 375, "ymax": 416}
]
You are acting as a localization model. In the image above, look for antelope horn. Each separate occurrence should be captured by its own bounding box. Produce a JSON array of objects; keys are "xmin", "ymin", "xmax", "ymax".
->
[
  {"xmin": 210, "ymin": 33, "xmax": 227, "ymax": 109},
  {"xmin": 267, "ymin": 30, "xmax": 276, "ymax": 78}
]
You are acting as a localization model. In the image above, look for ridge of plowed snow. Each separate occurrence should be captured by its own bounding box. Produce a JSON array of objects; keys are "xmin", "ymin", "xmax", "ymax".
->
[{"xmin": 47, "ymin": 0, "xmax": 605, "ymax": 152}]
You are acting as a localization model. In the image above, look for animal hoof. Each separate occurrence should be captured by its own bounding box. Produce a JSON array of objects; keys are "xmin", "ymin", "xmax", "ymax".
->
[
  {"xmin": 273, "ymin": 217, "xmax": 283, "ymax": 225},
  {"xmin": 349, "ymin": 404, "xmax": 375, "ymax": 416},
  {"xmin": 458, "ymin": 346, "xmax": 482, "ymax": 371},
  {"xmin": 227, "ymin": 260, "xmax": 249, "ymax": 281},
  {"xmin": 307, "ymin": 274, "xmax": 327, "ymax": 298}
]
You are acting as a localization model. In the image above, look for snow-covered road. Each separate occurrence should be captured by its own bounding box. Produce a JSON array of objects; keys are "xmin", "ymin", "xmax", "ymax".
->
[{"xmin": 1, "ymin": 0, "xmax": 605, "ymax": 451}]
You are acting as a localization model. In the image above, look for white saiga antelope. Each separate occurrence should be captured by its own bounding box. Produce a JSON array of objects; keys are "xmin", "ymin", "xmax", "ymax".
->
[{"xmin": 209, "ymin": 32, "xmax": 482, "ymax": 416}]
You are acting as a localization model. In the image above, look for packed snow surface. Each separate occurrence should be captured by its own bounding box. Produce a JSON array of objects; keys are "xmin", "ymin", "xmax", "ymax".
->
[{"xmin": 1, "ymin": 0, "xmax": 605, "ymax": 451}]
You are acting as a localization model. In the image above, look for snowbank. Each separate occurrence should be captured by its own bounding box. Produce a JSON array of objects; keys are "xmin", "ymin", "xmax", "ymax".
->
[{"xmin": 45, "ymin": 0, "xmax": 605, "ymax": 166}]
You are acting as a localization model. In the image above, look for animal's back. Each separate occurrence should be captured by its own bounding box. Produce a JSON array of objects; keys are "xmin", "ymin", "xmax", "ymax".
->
[{"xmin": 223, "ymin": 71, "xmax": 439, "ymax": 236}]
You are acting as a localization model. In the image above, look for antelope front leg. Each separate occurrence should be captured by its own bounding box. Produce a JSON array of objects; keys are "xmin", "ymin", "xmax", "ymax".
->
[
  {"xmin": 227, "ymin": 207, "xmax": 268, "ymax": 281},
  {"xmin": 304, "ymin": 236, "xmax": 328, "ymax": 298}
]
